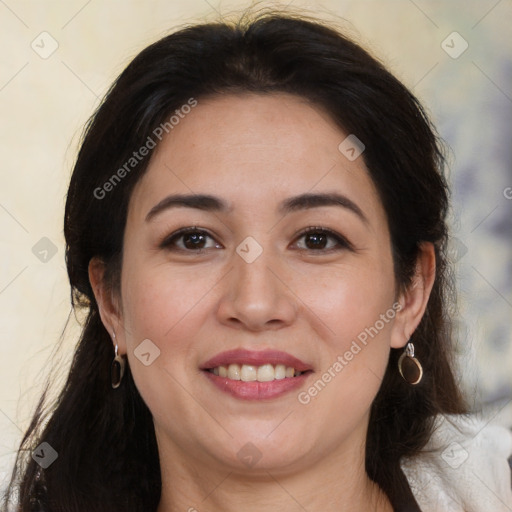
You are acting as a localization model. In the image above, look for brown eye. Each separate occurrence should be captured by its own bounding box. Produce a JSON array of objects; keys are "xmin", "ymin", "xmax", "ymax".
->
[
  {"xmin": 182, "ymin": 232, "xmax": 207, "ymax": 249},
  {"xmin": 304, "ymin": 232, "xmax": 328, "ymax": 249},
  {"xmin": 294, "ymin": 227, "xmax": 353, "ymax": 252},
  {"xmin": 161, "ymin": 228, "xmax": 221, "ymax": 252}
]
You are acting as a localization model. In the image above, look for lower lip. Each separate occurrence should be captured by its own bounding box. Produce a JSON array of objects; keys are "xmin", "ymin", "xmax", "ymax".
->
[{"xmin": 202, "ymin": 371, "xmax": 312, "ymax": 400}]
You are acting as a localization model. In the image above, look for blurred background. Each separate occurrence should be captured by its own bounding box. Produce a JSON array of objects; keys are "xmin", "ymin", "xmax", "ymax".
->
[{"xmin": 1, "ymin": 0, "xmax": 511, "ymax": 489}]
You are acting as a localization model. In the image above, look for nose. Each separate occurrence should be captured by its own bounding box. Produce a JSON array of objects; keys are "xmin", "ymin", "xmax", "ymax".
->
[{"xmin": 215, "ymin": 246, "xmax": 298, "ymax": 332}]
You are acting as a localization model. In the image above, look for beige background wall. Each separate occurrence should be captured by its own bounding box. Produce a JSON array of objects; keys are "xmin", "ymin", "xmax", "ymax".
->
[{"xmin": 1, "ymin": 0, "xmax": 511, "ymax": 488}]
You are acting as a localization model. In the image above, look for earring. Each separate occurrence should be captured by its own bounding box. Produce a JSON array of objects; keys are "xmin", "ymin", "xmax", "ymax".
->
[
  {"xmin": 111, "ymin": 332, "xmax": 126, "ymax": 389},
  {"xmin": 398, "ymin": 341, "xmax": 423, "ymax": 385}
]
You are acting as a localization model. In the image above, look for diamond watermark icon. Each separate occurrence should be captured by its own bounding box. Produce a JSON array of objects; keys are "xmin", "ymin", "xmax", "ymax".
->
[
  {"xmin": 31, "ymin": 31, "xmax": 59, "ymax": 59},
  {"xmin": 338, "ymin": 134, "xmax": 365, "ymax": 161},
  {"xmin": 441, "ymin": 441, "xmax": 469, "ymax": 469},
  {"xmin": 236, "ymin": 236, "xmax": 263, "ymax": 263},
  {"xmin": 32, "ymin": 237, "xmax": 58, "ymax": 263},
  {"xmin": 447, "ymin": 236, "xmax": 468, "ymax": 263},
  {"xmin": 441, "ymin": 32, "xmax": 468, "ymax": 59},
  {"xmin": 32, "ymin": 442, "xmax": 58, "ymax": 469},
  {"xmin": 237, "ymin": 442, "xmax": 262, "ymax": 468},
  {"xmin": 134, "ymin": 338, "xmax": 161, "ymax": 366}
]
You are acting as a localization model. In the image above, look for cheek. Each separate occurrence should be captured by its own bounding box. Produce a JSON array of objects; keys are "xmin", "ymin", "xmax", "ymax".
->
[
  {"xmin": 118, "ymin": 254, "xmax": 208, "ymax": 381},
  {"xmin": 121, "ymin": 255, "xmax": 221, "ymax": 341},
  {"xmin": 292, "ymin": 252, "xmax": 397, "ymax": 343},
  {"xmin": 119, "ymin": 257, "xmax": 219, "ymax": 435},
  {"xmin": 292, "ymin": 257, "xmax": 397, "ymax": 413}
]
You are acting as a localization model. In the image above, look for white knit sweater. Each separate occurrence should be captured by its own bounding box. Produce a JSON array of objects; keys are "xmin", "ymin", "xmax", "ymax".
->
[{"xmin": 401, "ymin": 413, "xmax": 512, "ymax": 511}]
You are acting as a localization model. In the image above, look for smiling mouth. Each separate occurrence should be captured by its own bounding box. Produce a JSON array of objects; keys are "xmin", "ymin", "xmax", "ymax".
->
[{"xmin": 205, "ymin": 363, "xmax": 312, "ymax": 382}]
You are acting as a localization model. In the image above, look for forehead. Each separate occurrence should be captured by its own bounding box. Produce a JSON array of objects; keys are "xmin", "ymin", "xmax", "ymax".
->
[{"xmin": 128, "ymin": 93, "xmax": 385, "ymax": 224}]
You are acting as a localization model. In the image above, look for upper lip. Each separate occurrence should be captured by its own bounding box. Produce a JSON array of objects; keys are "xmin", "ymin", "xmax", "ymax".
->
[{"xmin": 200, "ymin": 349, "xmax": 313, "ymax": 372}]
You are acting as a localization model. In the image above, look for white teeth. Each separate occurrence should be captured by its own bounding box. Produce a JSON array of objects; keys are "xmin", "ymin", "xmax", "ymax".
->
[
  {"xmin": 210, "ymin": 363, "xmax": 303, "ymax": 382},
  {"xmin": 274, "ymin": 364, "xmax": 286, "ymax": 380},
  {"xmin": 227, "ymin": 363, "xmax": 241, "ymax": 380},
  {"xmin": 241, "ymin": 365, "xmax": 257, "ymax": 382},
  {"xmin": 257, "ymin": 364, "xmax": 275, "ymax": 382}
]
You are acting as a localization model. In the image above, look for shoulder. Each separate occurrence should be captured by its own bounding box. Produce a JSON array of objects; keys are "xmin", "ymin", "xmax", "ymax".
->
[{"xmin": 400, "ymin": 412, "xmax": 512, "ymax": 512}]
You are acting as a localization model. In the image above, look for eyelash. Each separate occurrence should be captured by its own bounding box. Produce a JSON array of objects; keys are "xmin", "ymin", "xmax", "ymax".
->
[
  {"xmin": 294, "ymin": 226, "xmax": 354, "ymax": 252},
  {"xmin": 160, "ymin": 226, "xmax": 353, "ymax": 253}
]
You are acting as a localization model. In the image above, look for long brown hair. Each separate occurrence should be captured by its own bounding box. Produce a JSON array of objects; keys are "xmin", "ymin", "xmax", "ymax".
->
[{"xmin": 2, "ymin": 11, "xmax": 466, "ymax": 511}]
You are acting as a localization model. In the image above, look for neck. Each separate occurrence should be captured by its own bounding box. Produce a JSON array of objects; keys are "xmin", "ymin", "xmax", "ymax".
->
[{"xmin": 156, "ymin": 433, "xmax": 392, "ymax": 512}]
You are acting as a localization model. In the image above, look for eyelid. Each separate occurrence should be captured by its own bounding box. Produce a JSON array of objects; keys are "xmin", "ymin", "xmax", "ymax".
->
[
  {"xmin": 159, "ymin": 226, "xmax": 222, "ymax": 250},
  {"xmin": 292, "ymin": 226, "xmax": 354, "ymax": 252}
]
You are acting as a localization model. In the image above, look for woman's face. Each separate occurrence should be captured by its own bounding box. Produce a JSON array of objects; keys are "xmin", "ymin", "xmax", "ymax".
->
[{"xmin": 109, "ymin": 93, "xmax": 412, "ymax": 474}]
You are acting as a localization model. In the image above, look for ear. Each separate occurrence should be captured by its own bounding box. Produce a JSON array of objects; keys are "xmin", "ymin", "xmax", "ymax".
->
[
  {"xmin": 390, "ymin": 242, "xmax": 436, "ymax": 349},
  {"xmin": 88, "ymin": 257, "xmax": 126, "ymax": 354}
]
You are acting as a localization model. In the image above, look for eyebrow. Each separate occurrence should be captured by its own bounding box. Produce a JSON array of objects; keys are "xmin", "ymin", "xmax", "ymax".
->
[
  {"xmin": 145, "ymin": 192, "xmax": 368, "ymax": 224},
  {"xmin": 145, "ymin": 194, "xmax": 229, "ymax": 222},
  {"xmin": 278, "ymin": 192, "xmax": 368, "ymax": 224}
]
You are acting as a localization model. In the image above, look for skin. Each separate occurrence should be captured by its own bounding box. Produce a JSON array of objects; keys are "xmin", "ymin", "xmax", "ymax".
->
[{"xmin": 90, "ymin": 93, "xmax": 435, "ymax": 512}]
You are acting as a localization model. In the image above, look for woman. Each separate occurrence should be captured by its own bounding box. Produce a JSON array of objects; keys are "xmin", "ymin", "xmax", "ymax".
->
[{"xmin": 3, "ymin": 11, "xmax": 511, "ymax": 512}]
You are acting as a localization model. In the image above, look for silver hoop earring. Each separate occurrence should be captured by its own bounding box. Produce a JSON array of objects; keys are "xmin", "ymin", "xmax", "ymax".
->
[
  {"xmin": 111, "ymin": 333, "xmax": 125, "ymax": 389},
  {"xmin": 398, "ymin": 341, "xmax": 423, "ymax": 385}
]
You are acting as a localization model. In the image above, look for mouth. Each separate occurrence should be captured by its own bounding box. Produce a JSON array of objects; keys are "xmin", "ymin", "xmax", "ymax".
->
[
  {"xmin": 205, "ymin": 363, "xmax": 310, "ymax": 381},
  {"xmin": 200, "ymin": 349, "xmax": 314, "ymax": 400}
]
